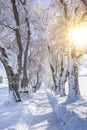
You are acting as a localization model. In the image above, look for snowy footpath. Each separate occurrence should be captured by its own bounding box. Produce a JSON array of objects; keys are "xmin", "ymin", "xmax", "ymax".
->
[
  {"xmin": 0, "ymin": 83, "xmax": 87, "ymax": 130},
  {"xmin": 28, "ymin": 89, "xmax": 63, "ymax": 130},
  {"xmin": 0, "ymin": 85, "xmax": 63, "ymax": 130}
]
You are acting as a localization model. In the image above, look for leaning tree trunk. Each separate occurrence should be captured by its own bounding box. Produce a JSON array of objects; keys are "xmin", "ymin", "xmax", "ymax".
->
[
  {"xmin": 1, "ymin": 61, "xmax": 21, "ymax": 102},
  {"xmin": 0, "ymin": 47, "xmax": 21, "ymax": 102},
  {"xmin": 8, "ymin": 72, "xmax": 21, "ymax": 102}
]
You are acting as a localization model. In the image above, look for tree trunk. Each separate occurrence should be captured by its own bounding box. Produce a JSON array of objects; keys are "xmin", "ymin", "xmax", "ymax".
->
[
  {"xmin": 55, "ymin": 77, "xmax": 61, "ymax": 94},
  {"xmin": 20, "ymin": 0, "xmax": 30, "ymax": 88},
  {"xmin": 11, "ymin": 0, "xmax": 23, "ymax": 83},
  {"xmin": 2, "ymin": 60, "xmax": 21, "ymax": 102},
  {"xmin": 58, "ymin": 55, "xmax": 67, "ymax": 96},
  {"xmin": 0, "ymin": 47, "xmax": 21, "ymax": 102},
  {"xmin": 68, "ymin": 58, "xmax": 80, "ymax": 99},
  {"xmin": 59, "ymin": 68, "xmax": 68, "ymax": 96},
  {"xmin": 60, "ymin": 78, "xmax": 66, "ymax": 96},
  {"xmin": 8, "ymin": 73, "xmax": 21, "ymax": 102}
]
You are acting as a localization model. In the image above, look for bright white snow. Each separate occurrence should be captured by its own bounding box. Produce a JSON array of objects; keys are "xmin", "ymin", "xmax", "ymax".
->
[{"xmin": 0, "ymin": 77, "xmax": 87, "ymax": 130}]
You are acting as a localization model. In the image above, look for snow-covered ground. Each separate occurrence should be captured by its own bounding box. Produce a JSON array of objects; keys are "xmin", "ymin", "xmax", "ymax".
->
[
  {"xmin": 47, "ymin": 77, "xmax": 87, "ymax": 130},
  {"xmin": 0, "ymin": 77, "xmax": 87, "ymax": 130},
  {"xmin": 47, "ymin": 91, "xmax": 87, "ymax": 130}
]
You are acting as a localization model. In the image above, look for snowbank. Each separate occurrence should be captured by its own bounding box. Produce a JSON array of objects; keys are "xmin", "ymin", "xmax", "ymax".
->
[
  {"xmin": 46, "ymin": 90, "xmax": 87, "ymax": 130},
  {"xmin": 0, "ymin": 84, "xmax": 34, "ymax": 130}
]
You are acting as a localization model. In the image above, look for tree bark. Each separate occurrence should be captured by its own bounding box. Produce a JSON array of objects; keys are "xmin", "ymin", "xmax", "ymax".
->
[
  {"xmin": 21, "ymin": 1, "xmax": 30, "ymax": 88},
  {"xmin": 0, "ymin": 47, "xmax": 21, "ymax": 102},
  {"xmin": 68, "ymin": 57, "xmax": 80, "ymax": 99},
  {"xmin": 11, "ymin": 0, "xmax": 23, "ymax": 80}
]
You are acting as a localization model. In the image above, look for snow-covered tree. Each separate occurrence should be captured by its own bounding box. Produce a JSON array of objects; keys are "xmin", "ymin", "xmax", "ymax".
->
[
  {"xmin": 28, "ymin": 1, "xmax": 54, "ymax": 90},
  {"xmin": 0, "ymin": 0, "xmax": 32, "ymax": 101},
  {"xmin": 46, "ymin": 0, "xmax": 68, "ymax": 96},
  {"xmin": 59, "ymin": 0, "xmax": 87, "ymax": 100},
  {"xmin": 47, "ymin": 0, "xmax": 87, "ymax": 99}
]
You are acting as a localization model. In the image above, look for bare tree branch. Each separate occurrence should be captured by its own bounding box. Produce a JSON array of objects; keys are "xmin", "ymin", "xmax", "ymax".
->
[{"xmin": 0, "ymin": 22, "xmax": 15, "ymax": 31}]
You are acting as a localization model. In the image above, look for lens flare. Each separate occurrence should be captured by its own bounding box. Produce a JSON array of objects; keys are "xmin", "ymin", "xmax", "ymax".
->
[{"xmin": 71, "ymin": 26, "xmax": 87, "ymax": 46}]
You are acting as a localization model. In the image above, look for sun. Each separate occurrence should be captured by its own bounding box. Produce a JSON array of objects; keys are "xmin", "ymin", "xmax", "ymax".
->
[{"xmin": 71, "ymin": 26, "xmax": 87, "ymax": 46}]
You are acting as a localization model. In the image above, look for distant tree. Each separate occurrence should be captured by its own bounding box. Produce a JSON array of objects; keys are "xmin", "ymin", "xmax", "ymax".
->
[
  {"xmin": 28, "ymin": 1, "xmax": 54, "ymax": 90},
  {"xmin": 47, "ymin": 0, "xmax": 68, "ymax": 96}
]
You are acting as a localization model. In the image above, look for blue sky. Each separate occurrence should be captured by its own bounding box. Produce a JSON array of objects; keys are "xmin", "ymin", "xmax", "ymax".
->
[
  {"xmin": 41, "ymin": 0, "xmax": 51, "ymax": 8},
  {"xmin": 33, "ymin": 0, "xmax": 51, "ymax": 8}
]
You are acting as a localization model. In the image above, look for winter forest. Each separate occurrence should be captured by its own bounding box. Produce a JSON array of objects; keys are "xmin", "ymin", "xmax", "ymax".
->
[{"xmin": 0, "ymin": 0, "xmax": 87, "ymax": 130}]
